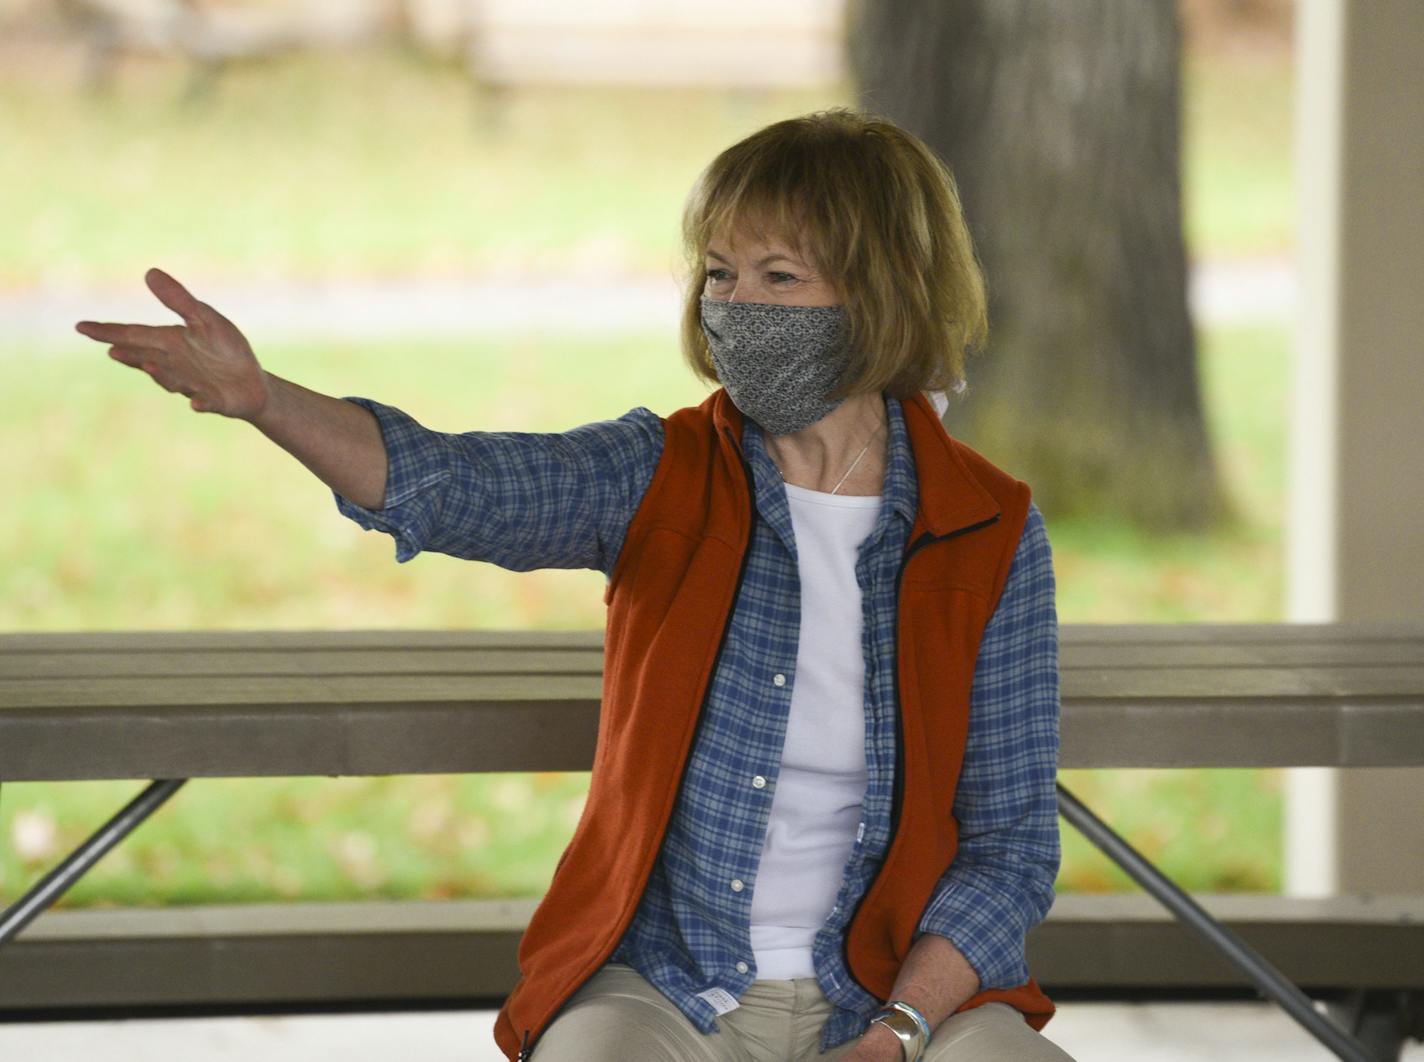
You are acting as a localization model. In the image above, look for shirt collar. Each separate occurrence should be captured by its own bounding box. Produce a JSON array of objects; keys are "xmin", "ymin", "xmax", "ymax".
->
[{"xmin": 881, "ymin": 395, "xmax": 918, "ymax": 525}]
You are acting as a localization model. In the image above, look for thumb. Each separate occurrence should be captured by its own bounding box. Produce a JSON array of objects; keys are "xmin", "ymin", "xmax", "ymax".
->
[{"xmin": 145, "ymin": 267, "xmax": 207, "ymax": 326}]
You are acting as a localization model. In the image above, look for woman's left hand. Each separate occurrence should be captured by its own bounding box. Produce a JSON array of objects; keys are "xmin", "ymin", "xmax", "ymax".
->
[{"xmin": 839, "ymin": 1021, "xmax": 906, "ymax": 1062}]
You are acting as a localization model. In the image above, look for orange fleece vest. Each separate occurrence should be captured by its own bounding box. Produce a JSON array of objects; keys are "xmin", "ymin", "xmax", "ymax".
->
[{"xmin": 494, "ymin": 389, "xmax": 1054, "ymax": 1059}]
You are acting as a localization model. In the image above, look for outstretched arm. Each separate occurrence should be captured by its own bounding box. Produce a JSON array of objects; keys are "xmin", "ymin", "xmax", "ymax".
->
[{"xmin": 76, "ymin": 267, "xmax": 389, "ymax": 509}]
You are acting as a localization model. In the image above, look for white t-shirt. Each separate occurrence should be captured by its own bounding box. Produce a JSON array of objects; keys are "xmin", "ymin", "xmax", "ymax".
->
[{"xmin": 749, "ymin": 481, "xmax": 881, "ymax": 980}]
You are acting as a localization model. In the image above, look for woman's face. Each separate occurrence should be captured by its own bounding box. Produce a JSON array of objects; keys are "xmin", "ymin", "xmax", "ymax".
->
[{"xmin": 702, "ymin": 228, "xmax": 840, "ymax": 307}]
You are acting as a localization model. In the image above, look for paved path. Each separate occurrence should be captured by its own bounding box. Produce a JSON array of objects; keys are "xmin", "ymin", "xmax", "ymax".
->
[
  {"xmin": 1, "ymin": 258, "xmax": 1295, "ymax": 351},
  {"xmin": 0, "ymin": 1001, "xmax": 1415, "ymax": 1060}
]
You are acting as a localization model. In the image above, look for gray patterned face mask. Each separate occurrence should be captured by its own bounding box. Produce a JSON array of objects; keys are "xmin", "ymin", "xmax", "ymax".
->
[{"xmin": 699, "ymin": 295, "xmax": 852, "ymax": 436}]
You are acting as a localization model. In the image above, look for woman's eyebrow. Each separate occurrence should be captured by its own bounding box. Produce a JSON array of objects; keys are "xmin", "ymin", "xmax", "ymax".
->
[{"xmin": 705, "ymin": 249, "xmax": 806, "ymax": 268}]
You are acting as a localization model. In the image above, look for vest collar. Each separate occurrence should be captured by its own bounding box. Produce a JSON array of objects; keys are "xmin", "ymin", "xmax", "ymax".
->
[{"xmin": 708, "ymin": 387, "xmax": 1000, "ymax": 539}]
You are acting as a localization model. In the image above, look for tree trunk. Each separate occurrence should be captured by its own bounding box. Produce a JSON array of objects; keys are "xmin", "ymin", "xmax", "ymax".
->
[{"xmin": 850, "ymin": 0, "xmax": 1225, "ymax": 530}]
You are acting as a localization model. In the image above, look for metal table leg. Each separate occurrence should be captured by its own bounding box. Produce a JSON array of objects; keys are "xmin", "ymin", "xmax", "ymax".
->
[
  {"xmin": 0, "ymin": 778, "xmax": 188, "ymax": 947},
  {"xmin": 1057, "ymin": 782, "xmax": 1382, "ymax": 1062}
]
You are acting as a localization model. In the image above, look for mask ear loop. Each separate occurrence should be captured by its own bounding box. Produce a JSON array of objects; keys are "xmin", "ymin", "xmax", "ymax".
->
[{"xmin": 926, "ymin": 388, "xmax": 952, "ymax": 417}]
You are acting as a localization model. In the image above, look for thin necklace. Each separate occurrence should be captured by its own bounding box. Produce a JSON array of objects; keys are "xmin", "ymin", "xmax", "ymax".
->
[{"xmin": 778, "ymin": 423, "xmax": 885, "ymax": 495}]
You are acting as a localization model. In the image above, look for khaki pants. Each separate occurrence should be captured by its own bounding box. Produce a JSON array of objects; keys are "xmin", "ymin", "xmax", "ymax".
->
[{"xmin": 532, "ymin": 963, "xmax": 1077, "ymax": 1061}]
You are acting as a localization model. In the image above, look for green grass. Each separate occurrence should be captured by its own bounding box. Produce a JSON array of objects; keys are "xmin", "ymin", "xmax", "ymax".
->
[
  {"xmin": 0, "ymin": 775, "xmax": 592, "ymax": 907},
  {"xmin": 2, "ymin": 328, "xmax": 704, "ymax": 631},
  {"xmin": 1057, "ymin": 768, "xmax": 1282, "ymax": 892},
  {"xmin": 1183, "ymin": 48, "xmax": 1296, "ymax": 259},
  {"xmin": 2, "ymin": 322, "xmax": 1289, "ymax": 631},
  {"xmin": 0, "ymin": 49, "xmax": 835, "ymax": 287},
  {"xmin": 1, "ymin": 44, "xmax": 1291, "ymax": 289},
  {"xmin": 1052, "ymin": 322, "xmax": 1288, "ymax": 624}
]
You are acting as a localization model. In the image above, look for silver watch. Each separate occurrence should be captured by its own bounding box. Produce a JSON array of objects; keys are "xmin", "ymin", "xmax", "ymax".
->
[{"xmin": 869, "ymin": 1003, "xmax": 927, "ymax": 1062}]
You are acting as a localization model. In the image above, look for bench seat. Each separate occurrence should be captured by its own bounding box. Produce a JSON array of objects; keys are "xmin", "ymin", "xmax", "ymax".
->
[{"xmin": 3, "ymin": 894, "xmax": 1421, "ymax": 1012}]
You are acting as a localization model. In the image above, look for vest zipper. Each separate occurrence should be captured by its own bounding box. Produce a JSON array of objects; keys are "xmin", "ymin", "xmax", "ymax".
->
[
  {"xmin": 840, "ymin": 512, "xmax": 1000, "ymax": 1000},
  {"xmin": 517, "ymin": 1029, "xmax": 531, "ymax": 1060}
]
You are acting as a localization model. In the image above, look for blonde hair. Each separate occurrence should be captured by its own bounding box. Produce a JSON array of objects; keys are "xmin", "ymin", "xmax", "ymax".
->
[{"xmin": 680, "ymin": 108, "xmax": 989, "ymax": 400}]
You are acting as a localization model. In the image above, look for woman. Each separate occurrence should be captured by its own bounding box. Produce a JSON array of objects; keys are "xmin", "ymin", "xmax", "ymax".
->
[{"xmin": 75, "ymin": 109, "xmax": 1073, "ymax": 1062}]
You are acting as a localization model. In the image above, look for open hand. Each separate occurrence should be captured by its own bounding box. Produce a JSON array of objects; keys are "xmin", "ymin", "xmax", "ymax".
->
[{"xmin": 76, "ymin": 268, "xmax": 270, "ymax": 421}]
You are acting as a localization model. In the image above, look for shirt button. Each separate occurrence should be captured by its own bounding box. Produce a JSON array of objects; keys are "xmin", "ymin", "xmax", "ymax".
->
[
  {"xmin": 730, "ymin": 878, "xmax": 745, "ymax": 892},
  {"xmin": 752, "ymin": 775, "xmax": 767, "ymax": 789},
  {"xmin": 773, "ymin": 673, "xmax": 787, "ymax": 687},
  {"xmin": 736, "ymin": 961, "xmax": 749, "ymax": 974}
]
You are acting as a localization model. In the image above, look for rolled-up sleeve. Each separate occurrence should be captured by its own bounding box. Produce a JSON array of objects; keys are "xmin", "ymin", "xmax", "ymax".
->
[
  {"xmin": 914, "ymin": 504, "xmax": 1061, "ymax": 990},
  {"xmin": 333, "ymin": 397, "xmax": 664, "ymax": 575}
]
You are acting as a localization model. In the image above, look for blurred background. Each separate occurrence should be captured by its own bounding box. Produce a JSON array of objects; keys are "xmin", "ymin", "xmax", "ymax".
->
[{"xmin": 1, "ymin": 0, "xmax": 1295, "ymax": 920}]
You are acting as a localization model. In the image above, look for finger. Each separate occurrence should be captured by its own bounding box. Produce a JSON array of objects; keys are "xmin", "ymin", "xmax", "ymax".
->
[
  {"xmin": 107, "ymin": 345, "xmax": 146, "ymax": 368},
  {"xmin": 78, "ymin": 320, "xmax": 183, "ymax": 347},
  {"xmin": 144, "ymin": 267, "xmax": 207, "ymax": 326},
  {"xmin": 107, "ymin": 342, "xmax": 170, "ymax": 369},
  {"xmin": 147, "ymin": 366, "xmax": 184, "ymax": 394},
  {"xmin": 107, "ymin": 345, "xmax": 182, "ymax": 396}
]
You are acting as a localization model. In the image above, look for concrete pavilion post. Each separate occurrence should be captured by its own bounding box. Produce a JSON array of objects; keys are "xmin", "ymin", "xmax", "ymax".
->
[{"xmin": 1285, "ymin": 0, "xmax": 1424, "ymax": 897}]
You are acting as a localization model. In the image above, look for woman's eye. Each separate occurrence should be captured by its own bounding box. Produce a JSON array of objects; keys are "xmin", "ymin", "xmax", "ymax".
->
[
  {"xmin": 768, "ymin": 271, "xmax": 798, "ymax": 284},
  {"xmin": 705, "ymin": 268, "xmax": 732, "ymax": 283}
]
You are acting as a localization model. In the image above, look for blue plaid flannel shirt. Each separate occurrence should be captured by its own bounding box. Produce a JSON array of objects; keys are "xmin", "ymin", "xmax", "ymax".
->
[{"xmin": 334, "ymin": 393, "xmax": 1061, "ymax": 1052}]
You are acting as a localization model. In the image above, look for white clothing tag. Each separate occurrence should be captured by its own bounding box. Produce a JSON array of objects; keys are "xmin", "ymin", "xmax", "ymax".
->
[{"xmin": 696, "ymin": 987, "xmax": 741, "ymax": 1015}]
